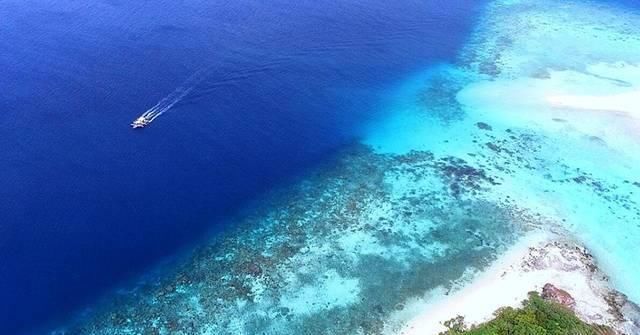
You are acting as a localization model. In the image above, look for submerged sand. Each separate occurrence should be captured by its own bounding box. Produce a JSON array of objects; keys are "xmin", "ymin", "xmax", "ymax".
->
[{"xmin": 548, "ymin": 90, "xmax": 640, "ymax": 117}]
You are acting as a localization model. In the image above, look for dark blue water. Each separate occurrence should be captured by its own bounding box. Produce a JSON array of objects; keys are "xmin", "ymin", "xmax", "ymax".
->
[{"xmin": 0, "ymin": 0, "xmax": 484, "ymax": 333}]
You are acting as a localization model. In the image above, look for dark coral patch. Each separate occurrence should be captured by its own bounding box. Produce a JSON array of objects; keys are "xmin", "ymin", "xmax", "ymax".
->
[{"xmin": 475, "ymin": 122, "xmax": 493, "ymax": 131}]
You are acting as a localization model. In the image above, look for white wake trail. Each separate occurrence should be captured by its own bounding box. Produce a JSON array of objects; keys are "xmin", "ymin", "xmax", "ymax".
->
[{"xmin": 131, "ymin": 67, "xmax": 211, "ymax": 128}]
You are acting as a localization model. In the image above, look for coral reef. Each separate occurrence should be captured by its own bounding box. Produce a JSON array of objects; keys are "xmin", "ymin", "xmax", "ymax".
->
[{"xmin": 57, "ymin": 144, "xmax": 543, "ymax": 335}]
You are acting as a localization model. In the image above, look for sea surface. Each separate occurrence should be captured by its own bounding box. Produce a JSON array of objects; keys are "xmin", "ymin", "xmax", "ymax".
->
[
  {"xmin": 0, "ymin": 0, "xmax": 487, "ymax": 334},
  {"xmin": 5, "ymin": 0, "xmax": 640, "ymax": 334}
]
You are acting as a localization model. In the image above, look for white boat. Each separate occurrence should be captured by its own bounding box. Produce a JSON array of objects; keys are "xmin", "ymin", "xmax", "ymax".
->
[
  {"xmin": 130, "ymin": 111, "xmax": 157, "ymax": 128},
  {"xmin": 131, "ymin": 116, "xmax": 149, "ymax": 128}
]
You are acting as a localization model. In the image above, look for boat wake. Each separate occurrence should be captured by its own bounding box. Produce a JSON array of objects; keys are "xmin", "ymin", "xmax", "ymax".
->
[{"xmin": 131, "ymin": 67, "xmax": 211, "ymax": 128}]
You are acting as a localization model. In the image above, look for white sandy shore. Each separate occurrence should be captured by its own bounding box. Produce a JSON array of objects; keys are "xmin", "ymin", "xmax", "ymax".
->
[
  {"xmin": 388, "ymin": 231, "xmax": 639, "ymax": 335},
  {"xmin": 547, "ymin": 91, "xmax": 640, "ymax": 118},
  {"xmin": 547, "ymin": 91, "xmax": 640, "ymax": 144}
]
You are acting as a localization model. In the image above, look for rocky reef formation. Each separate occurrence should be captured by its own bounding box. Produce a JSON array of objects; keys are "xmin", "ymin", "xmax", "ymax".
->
[
  {"xmin": 522, "ymin": 240, "xmax": 640, "ymax": 334},
  {"xmin": 541, "ymin": 283, "xmax": 576, "ymax": 309},
  {"xmin": 429, "ymin": 237, "xmax": 640, "ymax": 335},
  {"xmin": 440, "ymin": 290, "xmax": 617, "ymax": 335}
]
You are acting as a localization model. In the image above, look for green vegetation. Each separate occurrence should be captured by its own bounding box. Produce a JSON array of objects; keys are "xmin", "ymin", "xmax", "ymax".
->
[{"xmin": 440, "ymin": 292, "xmax": 613, "ymax": 335}]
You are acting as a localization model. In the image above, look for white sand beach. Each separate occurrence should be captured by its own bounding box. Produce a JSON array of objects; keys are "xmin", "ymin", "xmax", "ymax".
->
[
  {"xmin": 547, "ymin": 90, "xmax": 640, "ymax": 143},
  {"xmin": 547, "ymin": 91, "xmax": 640, "ymax": 117},
  {"xmin": 391, "ymin": 231, "xmax": 640, "ymax": 335}
]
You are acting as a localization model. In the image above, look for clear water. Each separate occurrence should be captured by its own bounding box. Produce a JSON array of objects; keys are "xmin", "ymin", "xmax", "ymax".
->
[
  {"xmin": 4, "ymin": 0, "xmax": 640, "ymax": 334},
  {"xmin": 0, "ymin": 0, "xmax": 484, "ymax": 334},
  {"xmin": 366, "ymin": 0, "xmax": 640, "ymax": 303}
]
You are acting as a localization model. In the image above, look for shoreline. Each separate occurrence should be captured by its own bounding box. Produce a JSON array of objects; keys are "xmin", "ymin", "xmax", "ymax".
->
[
  {"xmin": 547, "ymin": 91, "xmax": 640, "ymax": 118},
  {"xmin": 547, "ymin": 90, "xmax": 640, "ymax": 147},
  {"xmin": 390, "ymin": 231, "xmax": 640, "ymax": 335}
]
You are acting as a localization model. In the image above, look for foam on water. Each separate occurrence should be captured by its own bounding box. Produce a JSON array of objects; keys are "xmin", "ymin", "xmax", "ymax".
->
[{"xmin": 131, "ymin": 67, "xmax": 212, "ymax": 128}]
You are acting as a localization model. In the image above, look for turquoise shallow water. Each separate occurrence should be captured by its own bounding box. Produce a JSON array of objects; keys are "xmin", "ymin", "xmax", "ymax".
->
[
  {"xmin": 53, "ymin": 0, "xmax": 640, "ymax": 334},
  {"xmin": 366, "ymin": 0, "xmax": 640, "ymax": 304},
  {"xmin": 57, "ymin": 144, "xmax": 535, "ymax": 335}
]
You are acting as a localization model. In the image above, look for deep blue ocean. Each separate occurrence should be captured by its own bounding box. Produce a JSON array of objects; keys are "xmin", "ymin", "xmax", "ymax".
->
[{"xmin": 0, "ymin": 0, "xmax": 485, "ymax": 333}]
